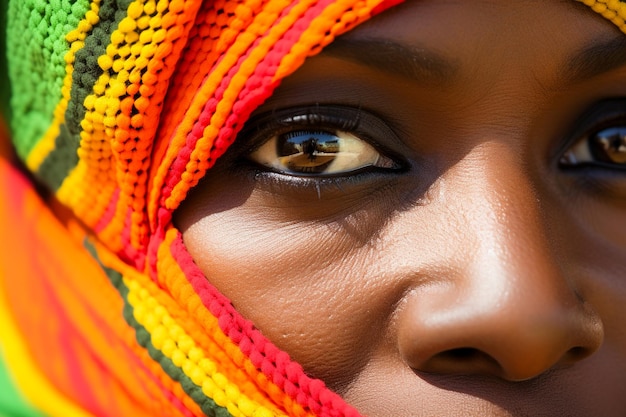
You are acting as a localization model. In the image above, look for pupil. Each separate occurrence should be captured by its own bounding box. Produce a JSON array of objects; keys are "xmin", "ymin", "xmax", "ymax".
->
[
  {"xmin": 302, "ymin": 138, "xmax": 318, "ymax": 161},
  {"xmin": 592, "ymin": 127, "xmax": 626, "ymax": 164}
]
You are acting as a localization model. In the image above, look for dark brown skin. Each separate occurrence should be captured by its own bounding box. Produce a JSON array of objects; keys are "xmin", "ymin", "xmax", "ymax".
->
[{"xmin": 176, "ymin": 1, "xmax": 626, "ymax": 416}]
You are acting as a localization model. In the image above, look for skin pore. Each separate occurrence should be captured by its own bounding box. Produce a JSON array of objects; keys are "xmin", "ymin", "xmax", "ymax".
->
[{"xmin": 176, "ymin": 1, "xmax": 626, "ymax": 416}]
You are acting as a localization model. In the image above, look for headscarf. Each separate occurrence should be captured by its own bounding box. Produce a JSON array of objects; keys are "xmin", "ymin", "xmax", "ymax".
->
[{"xmin": 0, "ymin": 1, "xmax": 624, "ymax": 416}]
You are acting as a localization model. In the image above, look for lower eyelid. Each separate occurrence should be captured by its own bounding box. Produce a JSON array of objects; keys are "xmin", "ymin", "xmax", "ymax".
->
[
  {"xmin": 252, "ymin": 164, "xmax": 400, "ymax": 187},
  {"xmin": 561, "ymin": 167, "xmax": 626, "ymax": 200},
  {"xmin": 249, "ymin": 170, "xmax": 355, "ymax": 200}
]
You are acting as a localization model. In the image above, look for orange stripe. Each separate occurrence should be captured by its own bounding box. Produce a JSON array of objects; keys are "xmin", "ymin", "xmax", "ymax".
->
[{"xmin": 0, "ymin": 156, "xmax": 202, "ymax": 416}]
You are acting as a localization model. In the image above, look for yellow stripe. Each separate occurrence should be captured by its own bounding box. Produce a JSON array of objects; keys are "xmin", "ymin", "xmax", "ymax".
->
[
  {"xmin": 578, "ymin": 0, "xmax": 626, "ymax": 34},
  {"xmin": 56, "ymin": 157, "xmax": 123, "ymax": 251},
  {"xmin": 123, "ymin": 276, "xmax": 288, "ymax": 417},
  {"xmin": 71, "ymin": 0, "xmax": 181, "ymax": 248},
  {"xmin": 0, "ymin": 287, "xmax": 92, "ymax": 417},
  {"xmin": 25, "ymin": 115, "xmax": 61, "ymax": 172}
]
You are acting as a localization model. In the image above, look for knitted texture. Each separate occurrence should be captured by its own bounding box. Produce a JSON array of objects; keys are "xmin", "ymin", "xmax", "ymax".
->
[
  {"xmin": 581, "ymin": 0, "xmax": 626, "ymax": 32},
  {"xmin": 3, "ymin": 1, "xmax": 401, "ymax": 416},
  {"xmin": 1, "ymin": 0, "xmax": 625, "ymax": 416}
]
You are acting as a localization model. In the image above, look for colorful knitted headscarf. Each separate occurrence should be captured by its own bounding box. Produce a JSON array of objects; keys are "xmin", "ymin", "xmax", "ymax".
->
[{"xmin": 0, "ymin": 1, "xmax": 625, "ymax": 416}]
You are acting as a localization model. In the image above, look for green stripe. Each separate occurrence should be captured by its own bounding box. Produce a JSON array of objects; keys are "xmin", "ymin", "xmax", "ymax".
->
[
  {"xmin": 0, "ymin": 351, "xmax": 46, "ymax": 417},
  {"xmin": 0, "ymin": 0, "xmax": 11, "ymax": 122},
  {"xmin": 36, "ymin": 123, "xmax": 79, "ymax": 190},
  {"xmin": 84, "ymin": 240, "xmax": 233, "ymax": 417},
  {"xmin": 65, "ymin": 0, "xmax": 133, "ymax": 134},
  {"xmin": 6, "ymin": 0, "xmax": 90, "ymax": 159},
  {"xmin": 36, "ymin": 0, "xmax": 133, "ymax": 191}
]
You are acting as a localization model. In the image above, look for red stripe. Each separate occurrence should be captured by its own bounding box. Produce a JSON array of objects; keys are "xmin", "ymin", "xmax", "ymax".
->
[
  {"xmin": 169, "ymin": 233, "xmax": 363, "ymax": 417},
  {"xmin": 94, "ymin": 188, "xmax": 120, "ymax": 233},
  {"xmin": 159, "ymin": 0, "xmax": 309, "ymax": 208}
]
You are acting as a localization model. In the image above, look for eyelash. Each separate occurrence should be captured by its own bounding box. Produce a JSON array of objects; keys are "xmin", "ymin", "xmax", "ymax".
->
[{"xmin": 242, "ymin": 106, "xmax": 362, "ymax": 144}]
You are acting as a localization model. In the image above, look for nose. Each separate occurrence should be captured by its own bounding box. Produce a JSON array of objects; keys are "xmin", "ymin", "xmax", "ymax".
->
[{"xmin": 396, "ymin": 144, "xmax": 603, "ymax": 382}]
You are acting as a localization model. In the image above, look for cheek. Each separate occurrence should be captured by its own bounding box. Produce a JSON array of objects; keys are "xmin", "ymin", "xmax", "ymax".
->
[
  {"xmin": 178, "ymin": 196, "xmax": 403, "ymax": 391},
  {"xmin": 572, "ymin": 237, "xmax": 626, "ymax": 346}
]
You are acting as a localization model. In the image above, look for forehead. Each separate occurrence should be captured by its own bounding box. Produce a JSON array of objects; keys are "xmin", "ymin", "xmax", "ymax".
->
[
  {"xmin": 339, "ymin": 0, "xmax": 621, "ymax": 56},
  {"xmin": 317, "ymin": 0, "xmax": 626, "ymax": 91}
]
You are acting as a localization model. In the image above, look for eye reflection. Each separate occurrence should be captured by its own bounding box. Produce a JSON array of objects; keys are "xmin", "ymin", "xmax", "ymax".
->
[
  {"xmin": 594, "ymin": 127, "xmax": 626, "ymax": 164},
  {"xmin": 250, "ymin": 129, "xmax": 399, "ymax": 175},
  {"xmin": 561, "ymin": 126, "xmax": 626, "ymax": 167},
  {"xmin": 277, "ymin": 131, "xmax": 341, "ymax": 174}
]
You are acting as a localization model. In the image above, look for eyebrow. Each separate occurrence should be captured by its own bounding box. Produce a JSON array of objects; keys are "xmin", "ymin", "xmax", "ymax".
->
[
  {"xmin": 320, "ymin": 37, "xmax": 458, "ymax": 84},
  {"xmin": 563, "ymin": 34, "xmax": 626, "ymax": 83},
  {"xmin": 320, "ymin": 34, "xmax": 626, "ymax": 87}
]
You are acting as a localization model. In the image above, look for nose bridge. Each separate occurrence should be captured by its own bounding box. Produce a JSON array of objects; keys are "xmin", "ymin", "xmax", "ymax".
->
[
  {"xmin": 450, "ymin": 141, "xmax": 579, "ymax": 324},
  {"xmin": 396, "ymin": 141, "xmax": 604, "ymax": 381},
  {"xmin": 454, "ymin": 141, "xmax": 556, "ymax": 287},
  {"xmin": 454, "ymin": 141, "xmax": 592, "ymax": 327}
]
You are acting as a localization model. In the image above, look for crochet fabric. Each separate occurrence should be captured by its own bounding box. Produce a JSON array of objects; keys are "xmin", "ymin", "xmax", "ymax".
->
[{"xmin": 0, "ymin": 0, "xmax": 625, "ymax": 416}]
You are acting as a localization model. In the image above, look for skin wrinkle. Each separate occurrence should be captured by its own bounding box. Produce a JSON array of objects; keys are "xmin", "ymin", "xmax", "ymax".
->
[{"xmin": 177, "ymin": 1, "xmax": 626, "ymax": 416}]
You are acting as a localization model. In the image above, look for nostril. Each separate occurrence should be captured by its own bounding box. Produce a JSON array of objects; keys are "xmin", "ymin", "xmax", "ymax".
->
[
  {"xmin": 419, "ymin": 347, "xmax": 502, "ymax": 376},
  {"xmin": 569, "ymin": 346, "xmax": 585, "ymax": 357},
  {"xmin": 441, "ymin": 347, "xmax": 483, "ymax": 361},
  {"xmin": 564, "ymin": 346, "xmax": 591, "ymax": 363}
]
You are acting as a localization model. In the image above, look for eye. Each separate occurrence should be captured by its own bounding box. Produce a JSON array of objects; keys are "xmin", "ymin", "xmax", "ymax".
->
[
  {"xmin": 560, "ymin": 100, "xmax": 626, "ymax": 170},
  {"xmin": 250, "ymin": 128, "xmax": 398, "ymax": 175},
  {"xmin": 560, "ymin": 125, "xmax": 626, "ymax": 168},
  {"xmin": 245, "ymin": 106, "xmax": 404, "ymax": 177}
]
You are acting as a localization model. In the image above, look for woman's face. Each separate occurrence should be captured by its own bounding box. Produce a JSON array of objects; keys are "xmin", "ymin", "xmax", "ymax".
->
[{"xmin": 176, "ymin": 1, "xmax": 626, "ymax": 416}]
